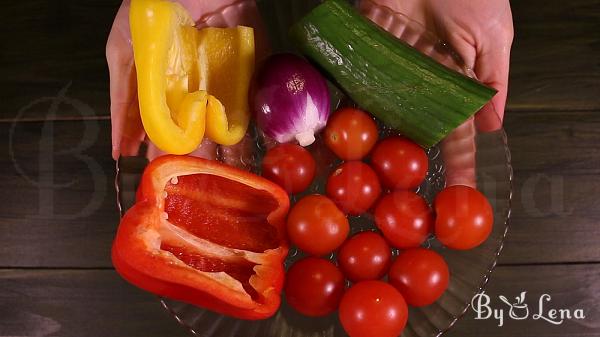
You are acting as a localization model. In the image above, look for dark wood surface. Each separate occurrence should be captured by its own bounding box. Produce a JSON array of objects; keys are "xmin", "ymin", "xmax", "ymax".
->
[
  {"xmin": 1, "ymin": 0, "xmax": 600, "ymax": 336},
  {"xmin": 1, "ymin": 265, "xmax": 597, "ymax": 337},
  {"xmin": 508, "ymin": 0, "xmax": 600, "ymax": 111},
  {"xmin": 0, "ymin": 0, "xmax": 118, "ymax": 120}
]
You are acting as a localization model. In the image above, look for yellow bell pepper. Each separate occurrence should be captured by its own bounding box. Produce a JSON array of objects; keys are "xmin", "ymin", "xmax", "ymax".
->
[
  {"xmin": 129, "ymin": 0, "xmax": 254, "ymax": 154},
  {"xmin": 130, "ymin": 0, "xmax": 205, "ymax": 155},
  {"xmin": 198, "ymin": 27, "xmax": 254, "ymax": 146}
]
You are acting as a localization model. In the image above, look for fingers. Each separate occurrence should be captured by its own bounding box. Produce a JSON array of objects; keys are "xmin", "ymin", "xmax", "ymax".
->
[
  {"xmin": 191, "ymin": 0, "xmax": 270, "ymax": 62},
  {"xmin": 359, "ymin": 0, "xmax": 431, "ymax": 27},
  {"xmin": 477, "ymin": 1, "xmax": 514, "ymax": 131},
  {"xmin": 219, "ymin": 133, "xmax": 257, "ymax": 171},
  {"xmin": 107, "ymin": 0, "xmax": 139, "ymax": 160},
  {"xmin": 440, "ymin": 118, "xmax": 477, "ymax": 188},
  {"xmin": 441, "ymin": 32, "xmax": 511, "ymax": 132},
  {"xmin": 177, "ymin": 0, "xmax": 243, "ymax": 22},
  {"xmin": 473, "ymin": 41, "xmax": 512, "ymax": 132},
  {"xmin": 146, "ymin": 138, "xmax": 218, "ymax": 162},
  {"xmin": 431, "ymin": 33, "xmax": 478, "ymax": 187},
  {"xmin": 443, "ymin": 39, "xmax": 512, "ymax": 188},
  {"xmin": 145, "ymin": 142, "xmax": 165, "ymax": 162},
  {"xmin": 119, "ymin": 92, "xmax": 145, "ymax": 157},
  {"xmin": 474, "ymin": 4, "xmax": 514, "ymax": 132},
  {"xmin": 190, "ymin": 138, "xmax": 218, "ymax": 160}
]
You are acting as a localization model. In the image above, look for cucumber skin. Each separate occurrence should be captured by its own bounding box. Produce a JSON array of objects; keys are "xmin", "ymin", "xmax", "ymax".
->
[{"xmin": 290, "ymin": 0, "xmax": 497, "ymax": 147}]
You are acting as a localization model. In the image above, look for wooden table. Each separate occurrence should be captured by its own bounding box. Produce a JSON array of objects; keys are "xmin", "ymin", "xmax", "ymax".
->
[{"xmin": 1, "ymin": 0, "xmax": 599, "ymax": 336}]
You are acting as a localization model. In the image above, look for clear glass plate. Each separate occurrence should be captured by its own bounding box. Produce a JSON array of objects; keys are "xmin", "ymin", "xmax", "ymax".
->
[{"xmin": 115, "ymin": 1, "xmax": 512, "ymax": 336}]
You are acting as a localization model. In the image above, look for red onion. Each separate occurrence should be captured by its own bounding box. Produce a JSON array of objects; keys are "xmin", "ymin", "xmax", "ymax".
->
[{"xmin": 251, "ymin": 53, "xmax": 330, "ymax": 146}]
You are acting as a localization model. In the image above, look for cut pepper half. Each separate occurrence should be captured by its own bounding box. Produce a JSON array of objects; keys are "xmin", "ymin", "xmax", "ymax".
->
[
  {"xmin": 130, "ymin": 0, "xmax": 255, "ymax": 154},
  {"xmin": 130, "ymin": 0, "xmax": 206, "ymax": 155},
  {"xmin": 112, "ymin": 155, "xmax": 290, "ymax": 319},
  {"xmin": 198, "ymin": 27, "xmax": 254, "ymax": 146}
]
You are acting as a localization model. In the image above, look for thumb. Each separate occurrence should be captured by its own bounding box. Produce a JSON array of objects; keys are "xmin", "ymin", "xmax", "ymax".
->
[
  {"xmin": 473, "ymin": 42, "xmax": 512, "ymax": 131},
  {"xmin": 106, "ymin": 0, "xmax": 143, "ymax": 160},
  {"xmin": 440, "ymin": 117, "xmax": 477, "ymax": 188},
  {"xmin": 442, "ymin": 30, "xmax": 512, "ymax": 132}
]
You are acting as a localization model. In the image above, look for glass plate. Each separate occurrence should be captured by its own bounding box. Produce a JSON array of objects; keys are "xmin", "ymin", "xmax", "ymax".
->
[{"xmin": 115, "ymin": 1, "xmax": 513, "ymax": 336}]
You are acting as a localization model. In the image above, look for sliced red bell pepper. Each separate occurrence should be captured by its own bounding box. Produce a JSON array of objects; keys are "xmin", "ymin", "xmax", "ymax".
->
[{"xmin": 112, "ymin": 155, "xmax": 290, "ymax": 319}]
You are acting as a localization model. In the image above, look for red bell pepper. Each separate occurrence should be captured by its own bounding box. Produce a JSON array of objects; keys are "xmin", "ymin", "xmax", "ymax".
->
[{"xmin": 112, "ymin": 155, "xmax": 290, "ymax": 319}]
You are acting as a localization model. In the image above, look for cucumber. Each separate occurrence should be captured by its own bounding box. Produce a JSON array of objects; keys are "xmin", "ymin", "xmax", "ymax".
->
[{"xmin": 289, "ymin": 0, "xmax": 496, "ymax": 147}]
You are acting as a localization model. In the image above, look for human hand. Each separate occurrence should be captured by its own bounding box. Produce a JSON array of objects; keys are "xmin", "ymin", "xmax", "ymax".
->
[
  {"xmin": 363, "ymin": 0, "xmax": 513, "ymax": 130},
  {"xmin": 106, "ymin": 0, "xmax": 267, "ymax": 162},
  {"xmin": 360, "ymin": 0, "xmax": 513, "ymax": 187}
]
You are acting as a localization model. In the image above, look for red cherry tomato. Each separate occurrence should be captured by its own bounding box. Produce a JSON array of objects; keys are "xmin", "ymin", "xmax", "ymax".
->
[
  {"xmin": 262, "ymin": 143, "xmax": 316, "ymax": 194},
  {"xmin": 339, "ymin": 281, "xmax": 408, "ymax": 337},
  {"xmin": 286, "ymin": 194, "xmax": 349, "ymax": 256},
  {"xmin": 434, "ymin": 185, "xmax": 493, "ymax": 250},
  {"xmin": 374, "ymin": 190, "xmax": 433, "ymax": 249},
  {"xmin": 338, "ymin": 231, "xmax": 392, "ymax": 282},
  {"xmin": 324, "ymin": 107, "xmax": 379, "ymax": 160},
  {"xmin": 388, "ymin": 248, "xmax": 449, "ymax": 307},
  {"xmin": 370, "ymin": 136, "xmax": 428, "ymax": 190},
  {"xmin": 285, "ymin": 257, "xmax": 346, "ymax": 317},
  {"xmin": 326, "ymin": 161, "xmax": 382, "ymax": 215}
]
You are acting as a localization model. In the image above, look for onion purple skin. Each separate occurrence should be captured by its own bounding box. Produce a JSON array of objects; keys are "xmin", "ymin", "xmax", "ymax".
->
[{"xmin": 251, "ymin": 53, "xmax": 330, "ymax": 147}]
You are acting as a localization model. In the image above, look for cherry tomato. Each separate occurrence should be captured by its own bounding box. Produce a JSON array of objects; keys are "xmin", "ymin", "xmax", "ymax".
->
[
  {"xmin": 339, "ymin": 280, "xmax": 408, "ymax": 337},
  {"xmin": 286, "ymin": 194, "xmax": 349, "ymax": 256},
  {"xmin": 285, "ymin": 257, "xmax": 346, "ymax": 317},
  {"xmin": 388, "ymin": 248, "xmax": 449, "ymax": 307},
  {"xmin": 262, "ymin": 143, "xmax": 316, "ymax": 194},
  {"xmin": 374, "ymin": 190, "xmax": 433, "ymax": 249},
  {"xmin": 326, "ymin": 161, "xmax": 382, "ymax": 215},
  {"xmin": 324, "ymin": 107, "xmax": 379, "ymax": 160},
  {"xmin": 370, "ymin": 136, "xmax": 428, "ymax": 190},
  {"xmin": 434, "ymin": 185, "xmax": 493, "ymax": 250},
  {"xmin": 338, "ymin": 231, "xmax": 392, "ymax": 282}
]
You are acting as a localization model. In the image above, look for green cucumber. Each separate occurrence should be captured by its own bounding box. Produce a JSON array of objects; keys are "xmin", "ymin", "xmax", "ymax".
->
[{"xmin": 290, "ymin": 0, "xmax": 496, "ymax": 147}]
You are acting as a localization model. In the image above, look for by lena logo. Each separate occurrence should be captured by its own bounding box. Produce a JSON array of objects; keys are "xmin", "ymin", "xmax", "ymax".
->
[
  {"xmin": 498, "ymin": 291, "xmax": 529, "ymax": 320},
  {"xmin": 471, "ymin": 291, "xmax": 585, "ymax": 327}
]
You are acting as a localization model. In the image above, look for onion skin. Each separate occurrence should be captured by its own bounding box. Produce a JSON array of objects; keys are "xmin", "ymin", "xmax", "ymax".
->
[{"xmin": 251, "ymin": 53, "xmax": 330, "ymax": 146}]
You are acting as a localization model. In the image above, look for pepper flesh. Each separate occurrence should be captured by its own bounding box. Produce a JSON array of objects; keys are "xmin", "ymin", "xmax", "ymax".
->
[
  {"xmin": 130, "ymin": 0, "xmax": 206, "ymax": 154},
  {"xmin": 112, "ymin": 155, "xmax": 289, "ymax": 319},
  {"xmin": 130, "ymin": 0, "xmax": 254, "ymax": 154},
  {"xmin": 199, "ymin": 27, "xmax": 254, "ymax": 145}
]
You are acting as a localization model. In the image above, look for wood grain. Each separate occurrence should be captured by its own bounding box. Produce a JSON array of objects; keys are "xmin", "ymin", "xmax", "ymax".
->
[
  {"xmin": 0, "ymin": 265, "xmax": 596, "ymax": 337},
  {"xmin": 0, "ymin": 269, "xmax": 188, "ymax": 337},
  {"xmin": 499, "ymin": 111, "xmax": 600, "ymax": 264},
  {"xmin": 0, "ymin": 0, "xmax": 120, "ymax": 120},
  {"xmin": 505, "ymin": 111, "xmax": 600, "ymax": 175},
  {"xmin": 0, "ymin": 119, "xmax": 117, "ymax": 267},
  {"xmin": 507, "ymin": 0, "xmax": 600, "ymax": 111},
  {"xmin": 446, "ymin": 264, "xmax": 600, "ymax": 337}
]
